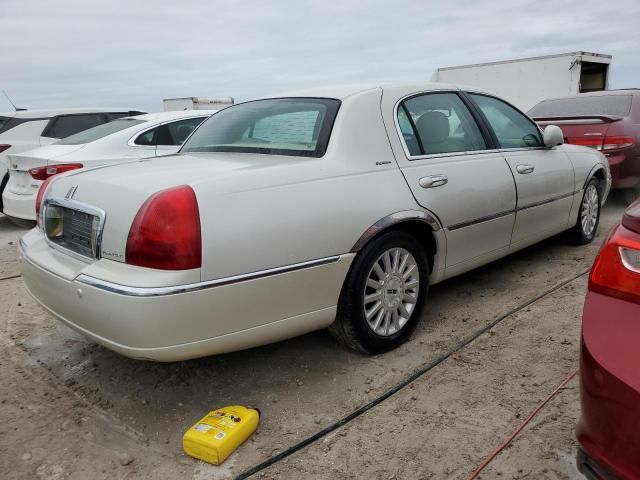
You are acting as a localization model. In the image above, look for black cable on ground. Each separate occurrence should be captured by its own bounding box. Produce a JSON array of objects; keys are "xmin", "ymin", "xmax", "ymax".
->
[
  {"xmin": 235, "ymin": 268, "xmax": 589, "ymax": 479},
  {"xmin": 0, "ymin": 274, "xmax": 20, "ymax": 282}
]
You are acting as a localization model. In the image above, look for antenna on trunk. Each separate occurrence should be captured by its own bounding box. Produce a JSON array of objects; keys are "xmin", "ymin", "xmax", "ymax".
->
[{"xmin": 2, "ymin": 90, "xmax": 24, "ymax": 111}]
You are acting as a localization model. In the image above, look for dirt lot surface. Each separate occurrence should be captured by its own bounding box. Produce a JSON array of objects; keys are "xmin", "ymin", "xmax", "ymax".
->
[{"xmin": 0, "ymin": 196, "xmax": 628, "ymax": 479}]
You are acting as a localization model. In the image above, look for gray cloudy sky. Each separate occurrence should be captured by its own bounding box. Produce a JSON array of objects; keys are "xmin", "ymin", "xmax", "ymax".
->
[{"xmin": 1, "ymin": 0, "xmax": 639, "ymax": 112}]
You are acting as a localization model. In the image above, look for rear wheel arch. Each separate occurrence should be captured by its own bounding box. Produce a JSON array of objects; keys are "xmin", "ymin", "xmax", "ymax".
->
[{"xmin": 350, "ymin": 211, "xmax": 441, "ymax": 274}]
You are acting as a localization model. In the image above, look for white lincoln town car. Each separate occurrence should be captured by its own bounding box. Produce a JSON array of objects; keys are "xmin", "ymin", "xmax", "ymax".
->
[{"xmin": 19, "ymin": 83, "xmax": 610, "ymax": 361}]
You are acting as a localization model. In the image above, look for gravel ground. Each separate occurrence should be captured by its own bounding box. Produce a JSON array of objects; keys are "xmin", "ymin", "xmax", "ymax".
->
[{"xmin": 0, "ymin": 195, "xmax": 628, "ymax": 479}]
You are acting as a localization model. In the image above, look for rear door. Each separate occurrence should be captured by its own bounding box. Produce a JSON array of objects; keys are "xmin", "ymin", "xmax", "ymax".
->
[
  {"xmin": 468, "ymin": 93, "xmax": 575, "ymax": 248},
  {"xmin": 390, "ymin": 91, "xmax": 517, "ymax": 275}
]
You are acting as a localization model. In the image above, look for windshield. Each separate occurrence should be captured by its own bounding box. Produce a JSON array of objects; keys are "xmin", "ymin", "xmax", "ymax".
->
[
  {"xmin": 528, "ymin": 95, "xmax": 633, "ymax": 118},
  {"xmin": 181, "ymin": 98, "xmax": 340, "ymax": 157},
  {"xmin": 56, "ymin": 118, "xmax": 145, "ymax": 145}
]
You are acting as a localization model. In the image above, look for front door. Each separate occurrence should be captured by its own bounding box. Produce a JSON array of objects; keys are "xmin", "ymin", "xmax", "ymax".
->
[
  {"xmin": 467, "ymin": 93, "xmax": 575, "ymax": 248},
  {"xmin": 389, "ymin": 91, "xmax": 517, "ymax": 277}
]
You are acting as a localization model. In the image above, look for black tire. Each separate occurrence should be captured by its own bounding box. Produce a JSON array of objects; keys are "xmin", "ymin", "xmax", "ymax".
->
[
  {"xmin": 568, "ymin": 178, "xmax": 601, "ymax": 245},
  {"xmin": 329, "ymin": 230, "xmax": 429, "ymax": 354},
  {"xmin": 0, "ymin": 173, "xmax": 9, "ymax": 214}
]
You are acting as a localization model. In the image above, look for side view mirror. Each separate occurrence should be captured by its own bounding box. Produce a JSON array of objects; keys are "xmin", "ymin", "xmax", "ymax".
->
[{"xmin": 543, "ymin": 125, "xmax": 564, "ymax": 148}]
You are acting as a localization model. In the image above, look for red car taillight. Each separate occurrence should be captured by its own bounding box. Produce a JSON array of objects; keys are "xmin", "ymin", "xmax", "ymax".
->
[
  {"xmin": 589, "ymin": 225, "xmax": 640, "ymax": 304},
  {"xmin": 567, "ymin": 136, "xmax": 635, "ymax": 153},
  {"xmin": 126, "ymin": 185, "xmax": 201, "ymax": 270},
  {"xmin": 29, "ymin": 163, "xmax": 83, "ymax": 181},
  {"xmin": 35, "ymin": 176, "xmax": 56, "ymax": 225},
  {"xmin": 0, "ymin": 144, "xmax": 11, "ymax": 154}
]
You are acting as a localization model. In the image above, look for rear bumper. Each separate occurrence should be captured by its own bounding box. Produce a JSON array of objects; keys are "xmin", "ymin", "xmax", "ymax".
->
[
  {"xmin": 577, "ymin": 448, "xmax": 620, "ymax": 480},
  {"xmin": 18, "ymin": 231, "xmax": 352, "ymax": 361},
  {"xmin": 2, "ymin": 188, "xmax": 36, "ymax": 220},
  {"xmin": 577, "ymin": 292, "xmax": 640, "ymax": 479},
  {"xmin": 608, "ymin": 153, "xmax": 640, "ymax": 189}
]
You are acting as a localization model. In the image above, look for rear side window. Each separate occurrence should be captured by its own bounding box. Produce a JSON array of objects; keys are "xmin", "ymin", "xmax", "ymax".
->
[
  {"xmin": 398, "ymin": 92, "xmax": 487, "ymax": 156},
  {"xmin": 166, "ymin": 117, "xmax": 206, "ymax": 145},
  {"xmin": 528, "ymin": 95, "xmax": 633, "ymax": 118},
  {"xmin": 43, "ymin": 114, "xmax": 106, "ymax": 139},
  {"xmin": 470, "ymin": 94, "xmax": 543, "ymax": 149},
  {"xmin": 134, "ymin": 117, "xmax": 207, "ymax": 147},
  {"xmin": 57, "ymin": 118, "xmax": 145, "ymax": 145},
  {"xmin": 182, "ymin": 98, "xmax": 340, "ymax": 158},
  {"xmin": 0, "ymin": 116, "xmax": 10, "ymax": 131}
]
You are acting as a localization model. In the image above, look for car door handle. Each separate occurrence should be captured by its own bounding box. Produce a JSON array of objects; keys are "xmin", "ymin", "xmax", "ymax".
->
[
  {"xmin": 516, "ymin": 164, "xmax": 535, "ymax": 174},
  {"xmin": 419, "ymin": 175, "xmax": 448, "ymax": 188}
]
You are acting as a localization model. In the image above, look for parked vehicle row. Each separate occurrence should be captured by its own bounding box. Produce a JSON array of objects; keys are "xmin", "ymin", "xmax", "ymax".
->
[
  {"xmin": 17, "ymin": 82, "xmax": 610, "ymax": 362},
  {"xmin": 0, "ymin": 107, "xmax": 145, "ymax": 213},
  {"xmin": 2, "ymin": 110, "xmax": 215, "ymax": 223}
]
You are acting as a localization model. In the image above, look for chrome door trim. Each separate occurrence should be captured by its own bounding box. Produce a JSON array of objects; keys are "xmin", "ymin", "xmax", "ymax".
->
[
  {"xmin": 351, "ymin": 210, "xmax": 443, "ymax": 252},
  {"xmin": 76, "ymin": 255, "xmax": 341, "ymax": 297},
  {"xmin": 445, "ymin": 190, "xmax": 581, "ymax": 231},
  {"xmin": 517, "ymin": 190, "xmax": 579, "ymax": 212},
  {"xmin": 447, "ymin": 209, "xmax": 515, "ymax": 231}
]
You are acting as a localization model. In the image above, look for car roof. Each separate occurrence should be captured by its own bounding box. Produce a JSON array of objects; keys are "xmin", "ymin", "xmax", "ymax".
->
[
  {"xmin": 0, "ymin": 107, "xmax": 143, "ymax": 119},
  {"xmin": 128, "ymin": 110, "xmax": 218, "ymax": 122},
  {"xmin": 267, "ymin": 82, "xmax": 493, "ymax": 100}
]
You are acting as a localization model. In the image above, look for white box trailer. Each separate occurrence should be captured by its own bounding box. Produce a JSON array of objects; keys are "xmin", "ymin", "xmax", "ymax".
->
[
  {"xmin": 163, "ymin": 96, "xmax": 234, "ymax": 112},
  {"xmin": 431, "ymin": 51, "xmax": 612, "ymax": 112}
]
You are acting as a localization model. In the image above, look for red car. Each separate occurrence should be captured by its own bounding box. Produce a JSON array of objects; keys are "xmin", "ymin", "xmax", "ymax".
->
[
  {"xmin": 529, "ymin": 90, "xmax": 640, "ymax": 195},
  {"xmin": 577, "ymin": 198, "xmax": 640, "ymax": 479}
]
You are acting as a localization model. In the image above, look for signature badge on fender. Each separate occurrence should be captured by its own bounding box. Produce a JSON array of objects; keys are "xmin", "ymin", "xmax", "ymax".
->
[{"xmin": 65, "ymin": 185, "xmax": 78, "ymax": 200}]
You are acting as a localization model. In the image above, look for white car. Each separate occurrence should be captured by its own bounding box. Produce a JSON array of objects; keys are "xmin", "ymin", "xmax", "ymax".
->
[
  {"xmin": 3, "ymin": 110, "xmax": 215, "ymax": 223},
  {"xmin": 0, "ymin": 107, "xmax": 144, "ymax": 213},
  {"xmin": 19, "ymin": 83, "xmax": 610, "ymax": 361}
]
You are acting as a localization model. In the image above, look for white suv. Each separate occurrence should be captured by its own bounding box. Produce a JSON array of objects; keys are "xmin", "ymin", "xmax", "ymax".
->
[{"xmin": 0, "ymin": 107, "xmax": 144, "ymax": 213}]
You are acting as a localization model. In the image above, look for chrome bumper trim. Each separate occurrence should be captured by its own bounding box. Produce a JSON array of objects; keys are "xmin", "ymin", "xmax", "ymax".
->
[{"xmin": 76, "ymin": 255, "xmax": 342, "ymax": 297}]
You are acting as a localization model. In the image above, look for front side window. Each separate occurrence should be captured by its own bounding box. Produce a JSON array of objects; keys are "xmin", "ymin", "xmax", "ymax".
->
[
  {"xmin": 470, "ymin": 94, "xmax": 543, "ymax": 149},
  {"xmin": 181, "ymin": 98, "xmax": 340, "ymax": 158},
  {"xmin": 57, "ymin": 118, "xmax": 145, "ymax": 145},
  {"xmin": 398, "ymin": 93, "xmax": 487, "ymax": 156}
]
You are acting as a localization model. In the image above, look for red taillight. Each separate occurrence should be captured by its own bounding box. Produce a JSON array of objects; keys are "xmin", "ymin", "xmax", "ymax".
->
[
  {"xmin": 29, "ymin": 163, "xmax": 83, "ymax": 181},
  {"xmin": 0, "ymin": 144, "xmax": 11, "ymax": 154},
  {"xmin": 35, "ymin": 176, "xmax": 56, "ymax": 225},
  {"xmin": 566, "ymin": 136, "xmax": 635, "ymax": 153},
  {"xmin": 126, "ymin": 185, "xmax": 201, "ymax": 270},
  {"xmin": 589, "ymin": 224, "xmax": 640, "ymax": 304}
]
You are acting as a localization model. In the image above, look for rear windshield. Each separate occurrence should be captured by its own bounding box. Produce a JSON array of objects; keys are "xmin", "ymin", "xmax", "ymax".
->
[
  {"xmin": 528, "ymin": 95, "xmax": 633, "ymax": 118},
  {"xmin": 181, "ymin": 98, "xmax": 341, "ymax": 157},
  {"xmin": 0, "ymin": 116, "xmax": 10, "ymax": 131},
  {"xmin": 56, "ymin": 118, "xmax": 145, "ymax": 145}
]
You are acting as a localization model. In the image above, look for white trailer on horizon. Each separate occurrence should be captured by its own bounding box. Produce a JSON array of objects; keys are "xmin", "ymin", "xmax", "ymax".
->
[
  {"xmin": 431, "ymin": 51, "xmax": 612, "ymax": 112},
  {"xmin": 163, "ymin": 96, "xmax": 234, "ymax": 112}
]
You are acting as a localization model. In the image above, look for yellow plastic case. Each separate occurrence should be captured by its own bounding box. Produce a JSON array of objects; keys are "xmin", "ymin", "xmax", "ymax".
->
[{"xmin": 183, "ymin": 405, "xmax": 260, "ymax": 465}]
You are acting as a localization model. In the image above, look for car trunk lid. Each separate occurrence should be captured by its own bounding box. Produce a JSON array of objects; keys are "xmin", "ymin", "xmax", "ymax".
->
[
  {"xmin": 7, "ymin": 145, "xmax": 86, "ymax": 195},
  {"xmin": 43, "ymin": 153, "xmax": 306, "ymax": 264},
  {"xmin": 534, "ymin": 115, "xmax": 620, "ymax": 150}
]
